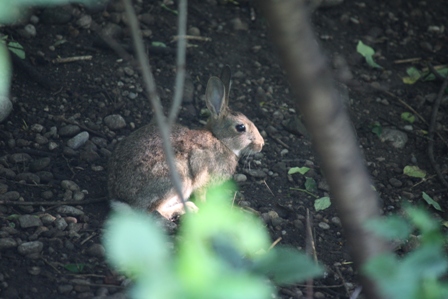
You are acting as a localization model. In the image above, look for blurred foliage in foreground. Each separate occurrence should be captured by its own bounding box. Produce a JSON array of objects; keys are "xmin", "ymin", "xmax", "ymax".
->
[
  {"xmin": 103, "ymin": 182, "xmax": 323, "ymax": 299},
  {"xmin": 364, "ymin": 205, "xmax": 448, "ymax": 299}
]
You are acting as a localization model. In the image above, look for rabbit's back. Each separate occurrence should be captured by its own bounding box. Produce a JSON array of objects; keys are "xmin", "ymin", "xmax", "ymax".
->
[{"xmin": 107, "ymin": 123, "xmax": 238, "ymax": 211}]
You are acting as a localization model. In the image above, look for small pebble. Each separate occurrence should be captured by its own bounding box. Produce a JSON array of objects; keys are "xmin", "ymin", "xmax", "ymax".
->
[
  {"xmin": 318, "ymin": 222, "xmax": 330, "ymax": 230},
  {"xmin": 18, "ymin": 215, "xmax": 43, "ymax": 228},
  {"xmin": 233, "ymin": 173, "xmax": 247, "ymax": 182},
  {"xmin": 67, "ymin": 131, "xmax": 89, "ymax": 150},
  {"xmin": 17, "ymin": 241, "xmax": 44, "ymax": 256}
]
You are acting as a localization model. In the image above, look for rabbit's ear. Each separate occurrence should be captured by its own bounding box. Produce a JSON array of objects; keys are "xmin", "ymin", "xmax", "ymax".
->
[
  {"xmin": 206, "ymin": 76, "xmax": 227, "ymax": 117},
  {"xmin": 220, "ymin": 65, "xmax": 232, "ymax": 102}
]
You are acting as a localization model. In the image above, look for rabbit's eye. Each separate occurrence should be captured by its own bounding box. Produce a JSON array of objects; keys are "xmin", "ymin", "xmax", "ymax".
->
[{"xmin": 235, "ymin": 124, "xmax": 246, "ymax": 132}]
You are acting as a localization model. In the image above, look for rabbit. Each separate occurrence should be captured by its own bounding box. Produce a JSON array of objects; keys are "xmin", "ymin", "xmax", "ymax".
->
[{"xmin": 107, "ymin": 66, "xmax": 264, "ymax": 220}]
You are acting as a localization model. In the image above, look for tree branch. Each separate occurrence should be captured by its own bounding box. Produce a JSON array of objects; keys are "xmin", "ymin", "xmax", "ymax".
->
[
  {"xmin": 257, "ymin": 1, "xmax": 388, "ymax": 298},
  {"xmin": 123, "ymin": 0, "xmax": 188, "ymax": 208}
]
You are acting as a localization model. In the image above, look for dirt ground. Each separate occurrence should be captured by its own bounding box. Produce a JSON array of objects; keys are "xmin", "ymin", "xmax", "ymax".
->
[{"xmin": 1, "ymin": 0, "xmax": 447, "ymax": 298}]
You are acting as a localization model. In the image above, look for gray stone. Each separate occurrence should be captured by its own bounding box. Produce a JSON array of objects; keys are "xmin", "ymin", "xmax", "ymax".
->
[
  {"xmin": 36, "ymin": 171, "xmax": 53, "ymax": 183},
  {"xmin": 18, "ymin": 215, "xmax": 43, "ymax": 228},
  {"xmin": 76, "ymin": 14, "xmax": 92, "ymax": 29},
  {"xmin": 48, "ymin": 141, "xmax": 59, "ymax": 150},
  {"xmin": 56, "ymin": 205, "xmax": 84, "ymax": 216},
  {"xmin": 41, "ymin": 190, "xmax": 54, "ymax": 199},
  {"xmin": 54, "ymin": 218, "xmax": 68, "ymax": 231},
  {"xmin": 0, "ymin": 191, "xmax": 20, "ymax": 201},
  {"xmin": 318, "ymin": 222, "xmax": 330, "ymax": 230},
  {"xmin": 244, "ymin": 169, "xmax": 267, "ymax": 178},
  {"xmin": 230, "ymin": 17, "xmax": 248, "ymax": 31},
  {"xmin": 35, "ymin": 134, "xmax": 49, "ymax": 145},
  {"xmin": 40, "ymin": 213, "xmax": 56, "ymax": 225},
  {"xmin": 0, "ymin": 238, "xmax": 17, "ymax": 250},
  {"xmin": 67, "ymin": 132, "xmax": 89, "ymax": 150},
  {"xmin": 61, "ymin": 180, "xmax": 80, "ymax": 191},
  {"xmin": 389, "ymin": 177, "xmax": 403, "ymax": 188},
  {"xmin": 30, "ymin": 123, "xmax": 44, "ymax": 133},
  {"xmin": 380, "ymin": 128, "xmax": 408, "ymax": 149},
  {"xmin": 86, "ymin": 243, "xmax": 105, "ymax": 257},
  {"xmin": 17, "ymin": 241, "xmax": 43, "ymax": 255},
  {"xmin": 0, "ymin": 167, "xmax": 16, "ymax": 178},
  {"xmin": 80, "ymin": 149, "xmax": 100, "ymax": 162},
  {"xmin": 331, "ymin": 217, "xmax": 341, "ymax": 226},
  {"xmin": 73, "ymin": 191, "xmax": 85, "ymax": 201},
  {"xmin": 16, "ymin": 172, "xmax": 41, "ymax": 184},
  {"xmin": 104, "ymin": 114, "xmax": 126, "ymax": 130},
  {"xmin": 233, "ymin": 173, "xmax": 247, "ymax": 182},
  {"xmin": 91, "ymin": 137, "xmax": 108, "ymax": 148},
  {"xmin": 9, "ymin": 153, "xmax": 32, "ymax": 163},
  {"xmin": 63, "ymin": 146, "xmax": 78, "ymax": 156},
  {"xmin": 187, "ymin": 26, "xmax": 201, "ymax": 36},
  {"xmin": 59, "ymin": 125, "xmax": 81, "ymax": 137}
]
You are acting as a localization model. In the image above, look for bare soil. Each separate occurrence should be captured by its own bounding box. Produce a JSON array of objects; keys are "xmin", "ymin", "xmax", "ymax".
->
[{"xmin": 1, "ymin": 0, "xmax": 447, "ymax": 298}]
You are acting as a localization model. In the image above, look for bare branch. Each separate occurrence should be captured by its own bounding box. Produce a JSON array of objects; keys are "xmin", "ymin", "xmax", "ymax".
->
[
  {"xmin": 257, "ymin": 1, "xmax": 388, "ymax": 298},
  {"xmin": 168, "ymin": 0, "xmax": 188, "ymax": 127},
  {"xmin": 123, "ymin": 0, "xmax": 187, "ymax": 208}
]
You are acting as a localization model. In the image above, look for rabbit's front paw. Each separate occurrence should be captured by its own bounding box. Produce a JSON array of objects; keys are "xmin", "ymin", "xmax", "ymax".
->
[{"xmin": 157, "ymin": 201, "xmax": 199, "ymax": 221}]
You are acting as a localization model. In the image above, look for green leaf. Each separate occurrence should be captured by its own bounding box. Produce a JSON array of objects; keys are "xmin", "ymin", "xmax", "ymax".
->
[
  {"xmin": 160, "ymin": 3, "xmax": 178, "ymax": 15},
  {"xmin": 177, "ymin": 182, "xmax": 271, "ymax": 292},
  {"xmin": 151, "ymin": 41, "xmax": 167, "ymax": 48},
  {"xmin": 422, "ymin": 67, "xmax": 448, "ymax": 82},
  {"xmin": 403, "ymin": 165, "xmax": 426, "ymax": 178},
  {"xmin": 102, "ymin": 210, "xmax": 170, "ymax": 277},
  {"xmin": 64, "ymin": 263, "xmax": 85, "ymax": 273},
  {"xmin": 288, "ymin": 167, "xmax": 310, "ymax": 175},
  {"xmin": 422, "ymin": 192, "xmax": 443, "ymax": 212},
  {"xmin": 363, "ymin": 253, "xmax": 419, "ymax": 299},
  {"xmin": 304, "ymin": 177, "xmax": 317, "ymax": 193},
  {"xmin": 0, "ymin": 43, "xmax": 12, "ymax": 100},
  {"xmin": 364, "ymin": 216, "xmax": 412, "ymax": 240},
  {"xmin": 371, "ymin": 122, "xmax": 382, "ymax": 137},
  {"xmin": 7, "ymin": 41, "xmax": 25, "ymax": 59},
  {"xmin": 314, "ymin": 197, "xmax": 331, "ymax": 211},
  {"xmin": 252, "ymin": 247, "xmax": 323, "ymax": 285},
  {"xmin": 356, "ymin": 41, "xmax": 382, "ymax": 69},
  {"xmin": 401, "ymin": 112, "xmax": 415, "ymax": 124},
  {"xmin": 402, "ymin": 67, "xmax": 421, "ymax": 84}
]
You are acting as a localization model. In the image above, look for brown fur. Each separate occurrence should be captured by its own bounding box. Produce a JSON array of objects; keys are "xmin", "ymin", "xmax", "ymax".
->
[{"xmin": 107, "ymin": 68, "xmax": 264, "ymax": 220}]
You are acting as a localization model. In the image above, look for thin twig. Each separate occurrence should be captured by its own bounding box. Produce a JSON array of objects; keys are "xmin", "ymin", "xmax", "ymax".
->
[
  {"xmin": 262, "ymin": 180, "xmax": 275, "ymax": 196},
  {"xmin": 52, "ymin": 55, "xmax": 93, "ymax": 64},
  {"xmin": 123, "ymin": 0, "xmax": 188, "ymax": 210},
  {"xmin": 41, "ymin": 257, "xmax": 62, "ymax": 274},
  {"xmin": 290, "ymin": 187, "xmax": 319, "ymax": 198},
  {"xmin": 168, "ymin": 0, "xmax": 188, "ymax": 126},
  {"xmin": 305, "ymin": 209, "xmax": 317, "ymax": 299},
  {"xmin": 80, "ymin": 232, "xmax": 97, "ymax": 245},
  {"xmin": 172, "ymin": 35, "xmax": 212, "ymax": 42},
  {"xmin": 427, "ymin": 75, "xmax": 448, "ymax": 188},
  {"xmin": 427, "ymin": 63, "xmax": 445, "ymax": 81},
  {"xmin": 393, "ymin": 58, "xmax": 421, "ymax": 64},
  {"xmin": 267, "ymin": 132, "xmax": 291, "ymax": 149},
  {"xmin": 268, "ymin": 237, "xmax": 282, "ymax": 250},
  {"xmin": 0, "ymin": 197, "xmax": 107, "ymax": 206},
  {"xmin": 334, "ymin": 265, "xmax": 350, "ymax": 297}
]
